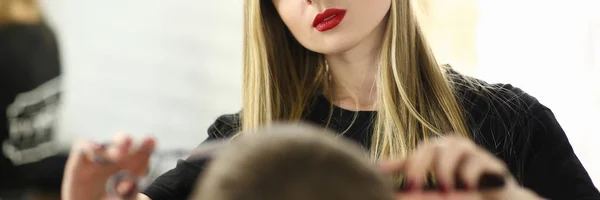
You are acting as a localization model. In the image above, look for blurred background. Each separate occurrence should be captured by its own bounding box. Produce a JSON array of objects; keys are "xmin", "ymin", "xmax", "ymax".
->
[{"xmin": 1, "ymin": 0, "xmax": 598, "ymax": 198}]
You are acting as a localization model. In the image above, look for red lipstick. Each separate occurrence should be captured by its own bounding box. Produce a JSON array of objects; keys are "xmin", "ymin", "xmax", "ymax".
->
[{"xmin": 312, "ymin": 8, "xmax": 347, "ymax": 32}]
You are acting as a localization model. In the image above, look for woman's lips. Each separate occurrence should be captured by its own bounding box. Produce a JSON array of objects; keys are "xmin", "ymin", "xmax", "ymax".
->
[{"xmin": 313, "ymin": 9, "xmax": 347, "ymax": 32}]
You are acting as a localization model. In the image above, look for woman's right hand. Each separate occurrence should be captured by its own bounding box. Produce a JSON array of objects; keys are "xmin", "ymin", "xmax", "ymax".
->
[
  {"xmin": 378, "ymin": 135, "xmax": 543, "ymax": 200},
  {"xmin": 61, "ymin": 133, "xmax": 156, "ymax": 200}
]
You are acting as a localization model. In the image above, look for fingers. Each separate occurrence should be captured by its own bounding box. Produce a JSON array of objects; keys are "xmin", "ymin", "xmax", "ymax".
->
[
  {"xmin": 70, "ymin": 133, "xmax": 156, "ymax": 167},
  {"xmin": 404, "ymin": 143, "xmax": 437, "ymax": 189},
  {"xmin": 383, "ymin": 136, "xmax": 509, "ymax": 192},
  {"xmin": 135, "ymin": 137, "xmax": 156, "ymax": 175},
  {"xmin": 63, "ymin": 134, "xmax": 155, "ymax": 200},
  {"xmin": 70, "ymin": 140, "xmax": 111, "ymax": 166},
  {"xmin": 433, "ymin": 136, "xmax": 482, "ymax": 191},
  {"xmin": 115, "ymin": 180, "xmax": 137, "ymax": 198},
  {"xmin": 379, "ymin": 160, "xmax": 406, "ymax": 174},
  {"xmin": 105, "ymin": 133, "xmax": 156, "ymax": 165},
  {"xmin": 106, "ymin": 132, "xmax": 134, "ymax": 162},
  {"xmin": 107, "ymin": 171, "xmax": 139, "ymax": 199},
  {"xmin": 140, "ymin": 137, "xmax": 156, "ymax": 152},
  {"xmin": 459, "ymin": 150, "xmax": 506, "ymax": 190},
  {"xmin": 459, "ymin": 153, "xmax": 487, "ymax": 190},
  {"xmin": 435, "ymin": 141, "xmax": 469, "ymax": 191},
  {"xmin": 77, "ymin": 140, "xmax": 100, "ymax": 161}
]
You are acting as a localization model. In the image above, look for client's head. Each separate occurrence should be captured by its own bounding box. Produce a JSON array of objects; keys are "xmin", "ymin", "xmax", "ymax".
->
[{"xmin": 191, "ymin": 123, "xmax": 394, "ymax": 200}]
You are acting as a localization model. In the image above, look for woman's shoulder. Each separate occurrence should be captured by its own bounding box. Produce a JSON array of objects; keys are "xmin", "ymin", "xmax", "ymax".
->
[
  {"xmin": 0, "ymin": 21, "xmax": 54, "ymax": 42},
  {"xmin": 207, "ymin": 112, "xmax": 241, "ymax": 139},
  {"xmin": 446, "ymin": 69, "xmax": 550, "ymax": 151},
  {"xmin": 447, "ymin": 69, "xmax": 543, "ymax": 116}
]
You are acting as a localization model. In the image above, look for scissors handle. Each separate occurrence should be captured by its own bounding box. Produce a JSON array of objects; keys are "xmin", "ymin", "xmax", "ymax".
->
[{"xmin": 106, "ymin": 171, "xmax": 139, "ymax": 199}]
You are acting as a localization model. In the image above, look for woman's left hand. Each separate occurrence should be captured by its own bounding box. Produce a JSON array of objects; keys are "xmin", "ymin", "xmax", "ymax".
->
[{"xmin": 379, "ymin": 135, "xmax": 544, "ymax": 200}]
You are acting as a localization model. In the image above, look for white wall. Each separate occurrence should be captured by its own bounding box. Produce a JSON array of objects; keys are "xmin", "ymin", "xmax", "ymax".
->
[
  {"xmin": 475, "ymin": 0, "xmax": 600, "ymax": 185},
  {"xmin": 40, "ymin": 0, "xmax": 243, "ymax": 151},
  {"xmin": 419, "ymin": 0, "xmax": 480, "ymax": 75}
]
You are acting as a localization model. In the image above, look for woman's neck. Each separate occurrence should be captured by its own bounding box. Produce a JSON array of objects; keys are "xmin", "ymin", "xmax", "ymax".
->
[{"xmin": 324, "ymin": 20, "xmax": 386, "ymax": 111}]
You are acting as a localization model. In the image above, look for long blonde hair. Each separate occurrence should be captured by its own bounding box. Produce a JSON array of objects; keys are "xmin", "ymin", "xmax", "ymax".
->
[
  {"xmin": 242, "ymin": 0, "xmax": 470, "ymax": 160},
  {"xmin": 0, "ymin": 0, "xmax": 41, "ymax": 25}
]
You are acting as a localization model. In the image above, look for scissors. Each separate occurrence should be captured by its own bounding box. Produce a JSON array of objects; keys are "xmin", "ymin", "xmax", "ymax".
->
[
  {"xmin": 95, "ymin": 140, "xmax": 229, "ymax": 199},
  {"xmin": 98, "ymin": 140, "xmax": 507, "ymax": 199}
]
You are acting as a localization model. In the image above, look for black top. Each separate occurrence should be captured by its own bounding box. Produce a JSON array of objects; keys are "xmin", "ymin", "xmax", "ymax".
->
[
  {"xmin": 143, "ymin": 75, "xmax": 600, "ymax": 200},
  {"xmin": 0, "ymin": 22, "xmax": 65, "ymax": 191}
]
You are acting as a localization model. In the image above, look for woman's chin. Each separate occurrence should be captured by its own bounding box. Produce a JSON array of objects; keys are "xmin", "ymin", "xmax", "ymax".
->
[{"xmin": 305, "ymin": 42, "xmax": 357, "ymax": 56}]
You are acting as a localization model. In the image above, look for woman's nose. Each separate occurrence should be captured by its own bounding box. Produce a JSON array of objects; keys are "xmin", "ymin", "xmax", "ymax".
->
[{"xmin": 306, "ymin": 0, "xmax": 312, "ymax": 5}]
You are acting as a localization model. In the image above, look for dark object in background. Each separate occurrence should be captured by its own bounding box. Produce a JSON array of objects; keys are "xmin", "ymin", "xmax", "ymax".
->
[{"xmin": 0, "ymin": 20, "xmax": 67, "ymax": 197}]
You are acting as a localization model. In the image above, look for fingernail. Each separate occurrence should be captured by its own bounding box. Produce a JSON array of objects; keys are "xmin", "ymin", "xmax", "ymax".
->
[
  {"xmin": 405, "ymin": 180, "xmax": 416, "ymax": 191},
  {"xmin": 439, "ymin": 183, "xmax": 448, "ymax": 193}
]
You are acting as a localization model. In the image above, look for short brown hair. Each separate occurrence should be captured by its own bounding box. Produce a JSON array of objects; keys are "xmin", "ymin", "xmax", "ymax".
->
[{"xmin": 191, "ymin": 123, "xmax": 394, "ymax": 200}]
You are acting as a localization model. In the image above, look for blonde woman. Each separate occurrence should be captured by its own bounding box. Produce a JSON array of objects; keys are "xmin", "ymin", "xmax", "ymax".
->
[
  {"xmin": 0, "ymin": 0, "xmax": 64, "ymax": 198},
  {"xmin": 62, "ymin": 0, "xmax": 599, "ymax": 199}
]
